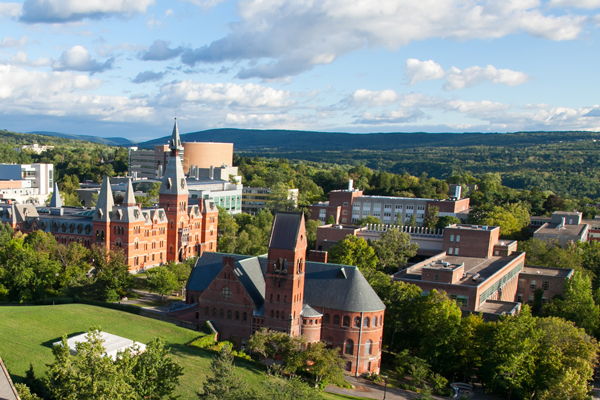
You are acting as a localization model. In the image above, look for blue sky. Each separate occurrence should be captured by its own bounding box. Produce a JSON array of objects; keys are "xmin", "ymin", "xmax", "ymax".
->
[{"xmin": 0, "ymin": 0, "xmax": 599, "ymax": 142}]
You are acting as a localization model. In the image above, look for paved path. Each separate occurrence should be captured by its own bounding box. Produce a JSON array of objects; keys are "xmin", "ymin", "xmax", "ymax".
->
[
  {"xmin": 325, "ymin": 377, "xmax": 501, "ymax": 400},
  {"xmin": 120, "ymin": 289, "xmax": 171, "ymax": 313}
]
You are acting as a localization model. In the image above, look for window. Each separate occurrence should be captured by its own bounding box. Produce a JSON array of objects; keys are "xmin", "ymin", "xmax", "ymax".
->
[
  {"xmin": 334, "ymin": 315, "xmax": 340, "ymax": 325},
  {"xmin": 365, "ymin": 340, "xmax": 373, "ymax": 355},
  {"xmin": 205, "ymin": 306, "xmax": 209, "ymax": 315},
  {"xmin": 542, "ymin": 281, "xmax": 550, "ymax": 290},
  {"xmin": 530, "ymin": 280, "xmax": 537, "ymax": 290},
  {"xmin": 324, "ymin": 313, "xmax": 330, "ymax": 324},
  {"xmin": 528, "ymin": 295, "xmax": 534, "ymax": 303},
  {"xmin": 354, "ymin": 317, "xmax": 361, "ymax": 327},
  {"xmin": 456, "ymin": 235, "xmax": 460, "ymax": 242},
  {"xmin": 344, "ymin": 339, "xmax": 354, "ymax": 355},
  {"xmin": 228, "ymin": 310, "xmax": 232, "ymax": 319},
  {"xmin": 448, "ymin": 247, "xmax": 453, "ymax": 255},
  {"xmin": 455, "ymin": 248, "xmax": 459, "ymax": 255},
  {"xmin": 450, "ymin": 234, "xmax": 454, "ymax": 242},
  {"xmin": 213, "ymin": 308, "xmax": 217, "ymax": 316},
  {"xmin": 343, "ymin": 316, "xmax": 350, "ymax": 327},
  {"xmin": 517, "ymin": 294, "xmax": 523, "ymax": 302},
  {"xmin": 518, "ymin": 279, "xmax": 525, "ymax": 289},
  {"xmin": 220, "ymin": 309, "xmax": 224, "ymax": 318},
  {"xmin": 364, "ymin": 317, "xmax": 370, "ymax": 327},
  {"xmin": 434, "ymin": 274, "xmax": 440, "ymax": 281},
  {"xmin": 450, "ymin": 294, "xmax": 469, "ymax": 308},
  {"xmin": 243, "ymin": 312, "xmax": 247, "ymax": 321}
]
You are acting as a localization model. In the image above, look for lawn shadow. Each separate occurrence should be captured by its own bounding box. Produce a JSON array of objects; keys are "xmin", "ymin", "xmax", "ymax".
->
[{"xmin": 41, "ymin": 331, "xmax": 86, "ymax": 349}]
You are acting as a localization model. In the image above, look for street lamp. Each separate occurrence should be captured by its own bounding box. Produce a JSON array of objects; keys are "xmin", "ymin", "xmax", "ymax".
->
[{"xmin": 383, "ymin": 375, "xmax": 388, "ymax": 400}]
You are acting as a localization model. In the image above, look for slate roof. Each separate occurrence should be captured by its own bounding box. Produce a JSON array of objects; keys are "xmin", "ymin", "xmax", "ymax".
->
[
  {"xmin": 268, "ymin": 212, "xmax": 303, "ymax": 250},
  {"xmin": 188, "ymin": 251, "xmax": 385, "ymax": 315},
  {"xmin": 301, "ymin": 304, "xmax": 323, "ymax": 318},
  {"xmin": 187, "ymin": 252, "xmax": 265, "ymax": 308}
]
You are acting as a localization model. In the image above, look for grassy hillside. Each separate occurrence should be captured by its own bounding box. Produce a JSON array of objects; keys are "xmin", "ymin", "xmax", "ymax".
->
[{"xmin": 0, "ymin": 304, "xmax": 263, "ymax": 399}]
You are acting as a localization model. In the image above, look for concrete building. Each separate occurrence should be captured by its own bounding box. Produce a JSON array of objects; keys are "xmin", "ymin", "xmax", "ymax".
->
[
  {"xmin": 173, "ymin": 212, "xmax": 385, "ymax": 376},
  {"xmin": 316, "ymin": 223, "xmax": 444, "ymax": 254},
  {"xmin": 13, "ymin": 143, "xmax": 54, "ymax": 154},
  {"xmin": 242, "ymin": 186, "xmax": 300, "ymax": 215},
  {"xmin": 182, "ymin": 142, "xmax": 233, "ymax": 174},
  {"xmin": 308, "ymin": 180, "xmax": 469, "ymax": 226},
  {"xmin": 532, "ymin": 211, "xmax": 589, "ymax": 246},
  {"xmin": 0, "ymin": 163, "xmax": 54, "ymax": 205},
  {"xmin": 128, "ymin": 147, "xmax": 155, "ymax": 179},
  {"xmin": 391, "ymin": 223, "xmax": 574, "ymax": 318},
  {"xmin": 0, "ymin": 120, "xmax": 219, "ymax": 271}
]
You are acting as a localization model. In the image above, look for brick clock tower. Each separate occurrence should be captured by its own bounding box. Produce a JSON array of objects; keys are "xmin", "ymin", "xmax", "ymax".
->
[
  {"xmin": 159, "ymin": 118, "xmax": 189, "ymax": 263},
  {"xmin": 263, "ymin": 213, "xmax": 307, "ymax": 336}
]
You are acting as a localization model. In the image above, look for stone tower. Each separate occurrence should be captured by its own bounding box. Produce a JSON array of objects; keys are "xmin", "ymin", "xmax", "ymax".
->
[
  {"xmin": 263, "ymin": 212, "xmax": 308, "ymax": 336},
  {"xmin": 159, "ymin": 118, "xmax": 189, "ymax": 262}
]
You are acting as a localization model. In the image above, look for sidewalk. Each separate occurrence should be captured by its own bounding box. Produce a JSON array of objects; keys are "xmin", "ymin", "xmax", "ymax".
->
[{"xmin": 325, "ymin": 376, "xmax": 501, "ymax": 400}]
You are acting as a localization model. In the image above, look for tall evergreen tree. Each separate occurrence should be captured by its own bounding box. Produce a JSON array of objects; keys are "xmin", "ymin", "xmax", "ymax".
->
[{"xmin": 198, "ymin": 345, "xmax": 247, "ymax": 400}]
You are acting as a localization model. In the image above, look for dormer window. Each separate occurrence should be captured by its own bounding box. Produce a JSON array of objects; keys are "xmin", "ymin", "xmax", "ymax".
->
[{"xmin": 166, "ymin": 178, "xmax": 172, "ymax": 190}]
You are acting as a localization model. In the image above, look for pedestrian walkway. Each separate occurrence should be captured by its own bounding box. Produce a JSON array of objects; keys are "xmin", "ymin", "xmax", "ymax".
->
[{"xmin": 325, "ymin": 376, "xmax": 501, "ymax": 400}]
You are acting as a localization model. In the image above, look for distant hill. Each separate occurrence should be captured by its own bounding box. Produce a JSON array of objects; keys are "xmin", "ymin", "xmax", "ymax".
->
[
  {"xmin": 136, "ymin": 128, "xmax": 599, "ymax": 152},
  {"xmin": 29, "ymin": 131, "xmax": 137, "ymax": 147}
]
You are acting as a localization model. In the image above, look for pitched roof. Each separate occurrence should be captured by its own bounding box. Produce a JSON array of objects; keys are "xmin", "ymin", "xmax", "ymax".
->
[
  {"xmin": 123, "ymin": 178, "xmax": 136, "ymax": 206},
  {"xmin": 0, "ymin": 357, "xmax": 19, "ymax": 400},
  {"xmin": 301, "ymin": 304, "xmax": 323, "ymax": 318},
  {"xmin": 268, "ymin": 212, "xmax": 303, "ymax": 250},
  {"xmin": 188, "ymin": 252, "xmax": 265, "ymax": 308},
  {"xmin": 187, "ymin": 252, "xmax": 385, "ymax": 314},
  {"xmin": 168, "ymin": 118, "xmax": 182, "ymax": 151},
  {"xmin": 94, "ymin": 177, "xmax": 114, "ymax": 221},
  {"xmin": 49, "ymin": 182, "xmax": 62, "ymax": 208}
]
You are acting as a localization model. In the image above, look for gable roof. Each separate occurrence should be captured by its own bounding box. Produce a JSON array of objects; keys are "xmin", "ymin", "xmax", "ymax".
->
[
  {"xmin": 187, "ymin": 252, "xmax": 265, "ymax": 308},
  {"xmin": 188, "ymin": 251, "xmax": 384, "ymax": 314},
  {"xmin": 268, "ymin": 212, "xmax": 303, "ymax": 250}
]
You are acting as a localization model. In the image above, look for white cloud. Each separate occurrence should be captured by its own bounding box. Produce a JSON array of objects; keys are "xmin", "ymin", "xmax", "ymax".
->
[
  {"xmin": 346, "ymin": 89, "xmax": 399, "ymax": 107},
  {"xmin": 353, "ymin": 109, "xmax": 427, "ymax": 124},
  {"xmin": 182, "ymin": 0, "xmax": 227, "ymax": 11},
  {"xmin": 158, "ymin": 81, "xmax": 294, "ymax": 108},
  {"xmin": 0, "ymin": 36, "xmax": 29, "ymax": 48},
  {"xmin": 405, "ymin": 59, "xmax": 445, "ymax": 85},
  {"xmin": 4, "ymin": 51, "xmax": 52, "ymax": 67},
  {"xmin": 0, "ymin": 2, "xmax": 22, "ymax": 18},
  {"xmin": 20, "ymin": 0, "xmax": 154, "ymax": 23},
  {"xmin": 444, "ymin": 65, "xmax": 532, "ymax": 90},
  {"xmin": 549, "ymin": 0, "xmax": 600, "ymax": 8},
  {"xmin": 52, "ymin": 45, "xmax": 114, "ymax": 74},
  {"xmin": 181, "ymin": 0, "xmax": 587, "ymax": 79},
  {"xmin": 0, "ymin": 65, "xmax": 153, "ymax": 122}
]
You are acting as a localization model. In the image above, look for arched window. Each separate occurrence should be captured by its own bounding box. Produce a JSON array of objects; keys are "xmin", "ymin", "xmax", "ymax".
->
[
  {"xmin": 354, "ymin": 317, "xmax": 361, "ymax": 327},
  {"xmin": 220, "ymin": 309, "xmax": 224, "ymax": 318},
  {"xmin": 364, "ymin": 317, "xmax": 370, "ymax": 327},
  {"xmin": 243, "ymin": 312, "xmax": 247, "ymax": 321},
  {"xmin": 205, "ymin": 306, "xmax": 209, "ymax": 315},
  {"xmin": 333, "ymin": 315, "xmax": 340, "ymax": 325},
  {"xmin": 228, "ymin": 310, "xmax": 232, "ymax": 319},
  {"xmin": 365, "ymin": 340, "xmax": 373, "ymax": 355},
  {"xmin": 134, "ymin": 240, "xmax": 139, "ymax": 250},
  {"xmin": 235, "ymin": 311, "xmax": 240, "ymax": 320},
  {"xmin": 324, "ymin": 313, "xmax": 330, "ymax": 324},
  {"xmin": 213, "ymin": 308, "xmax": 217, "ymax": 316},
  {"xmin": 344, "ymin": 339, "xmax": 354, "ymax": 355},
  {"xmin": 343, "ymin": 316, "xmax": 350, "ymax": 327},
  {"xmin": 373, "ymin": 316, "xmax": 377, "ymax": 327}
]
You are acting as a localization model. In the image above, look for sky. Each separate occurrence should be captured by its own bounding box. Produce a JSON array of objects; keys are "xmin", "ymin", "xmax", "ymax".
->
[{"xmin": 0, "ymin": 0, "xmax": 600, "ymax": 142}]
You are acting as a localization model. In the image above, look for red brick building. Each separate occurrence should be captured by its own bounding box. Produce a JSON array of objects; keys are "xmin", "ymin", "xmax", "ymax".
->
[
  {"xmin": 0, "ymin": 119, "xmax": 218, "ymax": 271},
  {"xmin": 178, "ymin": 212, "xmax": 385, "ymax": 375}
]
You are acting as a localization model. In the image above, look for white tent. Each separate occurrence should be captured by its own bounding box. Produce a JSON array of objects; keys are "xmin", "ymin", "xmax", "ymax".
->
[{"xmin": 53, "ymin": 331, "xmax": 146, "ymax": 360}]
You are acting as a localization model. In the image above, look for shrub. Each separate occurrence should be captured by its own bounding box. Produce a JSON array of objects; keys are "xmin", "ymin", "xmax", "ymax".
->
[{"xmin": 188, "ymin": 334, "xmax": 217, "ymax": 349}]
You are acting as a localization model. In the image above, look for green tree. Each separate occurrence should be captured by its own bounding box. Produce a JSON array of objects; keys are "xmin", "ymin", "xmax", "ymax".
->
[
  {"xmin": 90, "ymin": 245, "xmax": 134, "ymax": 301},
  {"xmin": 325, "ymin": 215, "xmax": 335, "ymax": 225},
  {"xmin": 305, "ymin": 219, "xmax": 321, "ymax": 251},
  {"xmin": 435, "ymin": 216, "xmax": 461, "ymax": 229},
  {"xmin": 198, "ymin": 345, "xmax": 247, "ymax": 400},
  {"xmin": 422, "ymin": 205, "xmax": 439, "ymax": 229},
  {"xmin": 472, "ymin": 203, "xmax": 530, "ymax": 239},
  {"xmin": 268, "ymin": 182, "xmax": 296, "ymax": 212},
  {"xmin": 167, "ymin": 258, "xmax": 195, "ymax": 296},
  {"xmin": 533, "ymin": 317, "xmax": 598, "ymax": 400},
  {"xmin": 358, "ymin": 215, "xmax": 381, "ymax": 226},
  {"xmin": 546, "ymin": 272, "xmax": 600, "ymax": 336},
  {"xmin": 128, "ymin": 338, "xmax": 184, "ymax": 400},
  {"xmin": 405, "ymin": 213, "xmax": 418, "ymax": 227},
  {"xmin": 263, "ymin": 377, "xmax": 322, "ymax": 400},
  {"xmin": 327, "ymin": 235, "xmax": 377, "ymax": 271},
  {"xmin": 47, "ymin": 329, "xmax": 135, "ymax": 400},
  {"xmin": 301, "ymin": 341, "xmax": 345, "ymax": 387},
  {"xmin": 146, "ymin": 266, "xmax": 179, "ymax": 301},
  {"xmin": 15, "ymin": 384, "xmax": 42, "ymax": 400},
  {"xmin": 371, "ymin": 228, "xmax": 418, "ymax": 273},
  {"xmin": 217, "ymin": 207, "xmax": 239, "ymax": 254}
]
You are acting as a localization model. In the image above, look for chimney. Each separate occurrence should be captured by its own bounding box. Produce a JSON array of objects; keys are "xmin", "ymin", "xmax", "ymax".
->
[
  {"xmin": 308, "ymin": 250, "xmax": 328, "ymax": 263},
  {"xmin": 210, "ymin": 165, "xmax": 214, "ymax": 180},
  {"xmin": 348, "ymin": 179, "xmax": 354, "ymax": 191}
]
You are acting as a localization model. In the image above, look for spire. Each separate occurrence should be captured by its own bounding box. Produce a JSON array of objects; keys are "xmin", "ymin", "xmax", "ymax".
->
[
  {"xmin": 93, "ymin": 177, "xmax": 114, "ymax": 221},
  {"xmin": 159, "ymin": 120, "xmax": 188, "ymax": 197},
  {"xmin": 168, "ymin": 118, "xmax": 182, "ymax": 155},
  {"xmin": 49, "ymin": 182, "xmax": 62, "ymax": 208},
  {"xmin": 123, "ymin": 178, "xmax": 136, "ymax": 206}
]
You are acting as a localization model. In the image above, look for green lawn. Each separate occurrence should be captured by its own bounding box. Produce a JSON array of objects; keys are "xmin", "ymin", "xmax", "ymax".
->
[
  {"xmin": 0, "ymin": 304, "xmax": 361, "ymax": 400},
  {"xmin": 0, "ymin": 304, "xmax": 264, "ymax": 399}
]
